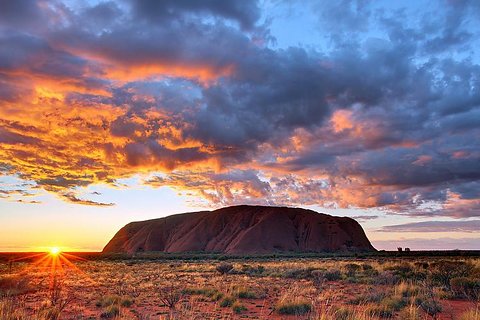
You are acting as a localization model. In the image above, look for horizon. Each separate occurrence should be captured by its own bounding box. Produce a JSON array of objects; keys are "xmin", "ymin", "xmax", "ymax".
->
[{"xmin": 1, "ymin": 0, "xmax": 479, "ymax": 253}]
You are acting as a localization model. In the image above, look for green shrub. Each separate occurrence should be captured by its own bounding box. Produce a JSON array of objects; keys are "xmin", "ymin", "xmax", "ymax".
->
[
  {"xmin": 450, "ymin": 277, "xmax": 480, "ymax": 300},
  {"xmin": 120, "ymin": 298, "xmax": 133, "ymax": 307},
  {"xmin": 386, "ymin": 263, "xmax": 426, "ymax": 281},
  {"xmin": 375, "ymin": 271, "xmax": 401, "ymax": 285},
  {"xmin": 232, "ymin": 301, "xmax": 247, "ymax": 314},
  {"xmin": 236, "ymin": 288, "xmax": 258, "ymax": 299},
  {"xmin": 345, "ymin": 263, "xmax": 361, "ymax": 277},
  {"xmin": 415, "ymin": 296, "xmax": 442, "ymax": 317},
  {"xmin": 283, "ymin": 267, "xmax": 316, "ymax": 279},
  {"xmin": 429, "ymin": 260, "xmax": 476, "ymax": 288},
  {"xmin": 367, "ymin": 306, "xmax": 394, "ymax": 318},
  {"xmin": 240, "ymin": 264, "xmax": 265, "ymax": 276},
  {"xmin": 349, "ymin": 288, "xmax": 386, "ymax": 305},
  {"xmin": 324, "ymin": 269, "xmax": 342, "ymax": 281},
  {"xmin": 276, "ymin": 300, "xmax": 312, "ymax": 315},
  {"xmin": 381, "ymin": 296, "xmax": 408, "ymax": 311},
  {"xmin": 96, "ymin": 295, "xmax": 120, "ymax": 308},
  {"xmin": 182, "ymin": 287, "xmax": 221, "ymax": 299},
  {"xmin": 220, "ymin": 296, "xmax": 236, "ymax": 307},
  {"xmin": 216, "ymin": 263, "xmax": 234, "ymax": 275}
]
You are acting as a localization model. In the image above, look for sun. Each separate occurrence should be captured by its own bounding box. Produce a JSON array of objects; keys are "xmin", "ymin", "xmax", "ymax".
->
[{"xmin": 49, "ymin": 247, "xmax": 61, "ymax": 256}]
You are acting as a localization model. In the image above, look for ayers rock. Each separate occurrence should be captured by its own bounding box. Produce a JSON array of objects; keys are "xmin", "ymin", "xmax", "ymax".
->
[{"xmin": 103, "ymin": 205, "xmax": 375, "ymax": 254}]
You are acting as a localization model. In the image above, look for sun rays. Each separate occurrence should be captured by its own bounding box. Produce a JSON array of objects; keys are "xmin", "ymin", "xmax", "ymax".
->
[{"xmin": 9, "ymin": 249, "xmax": 95, "ymax": 291}]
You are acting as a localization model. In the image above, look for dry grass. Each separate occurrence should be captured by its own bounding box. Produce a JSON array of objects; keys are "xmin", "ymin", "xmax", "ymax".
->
[{"xmin": 0, "ymin": 256, "xmax": 478, "ymax": 319}]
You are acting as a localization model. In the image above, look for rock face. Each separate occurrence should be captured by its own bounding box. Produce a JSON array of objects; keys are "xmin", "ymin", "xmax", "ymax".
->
[{"xmin": 103, "ymin": 205, "xmax": 376, "ymax": 254}]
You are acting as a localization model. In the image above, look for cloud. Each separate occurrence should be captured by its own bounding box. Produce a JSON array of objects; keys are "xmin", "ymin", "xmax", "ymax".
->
[
  {"xmin": 378, "ymin": 220, "xmax": 480, "ymax": 233},
  {"xmin": 351, "ymin": 215, "xmax": 379, "ymax": 221},
  {"xmin": 61, "ymin": 192, "xmax": 114, "ymax": 207},
  {"xmin": 0, "ymin": 0, "xmax": 478, "ymax": 218}
]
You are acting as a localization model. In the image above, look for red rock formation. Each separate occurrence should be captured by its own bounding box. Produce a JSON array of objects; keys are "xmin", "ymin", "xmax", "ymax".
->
[{"xmin": 103, "ymin": 205, "xmax": 375, "ymax": 254}]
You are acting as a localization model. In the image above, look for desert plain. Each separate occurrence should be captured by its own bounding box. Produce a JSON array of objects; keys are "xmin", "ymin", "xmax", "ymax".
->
[{"xmin": 1, "ymin": 252, "xmax": 479, "ymax": 320}]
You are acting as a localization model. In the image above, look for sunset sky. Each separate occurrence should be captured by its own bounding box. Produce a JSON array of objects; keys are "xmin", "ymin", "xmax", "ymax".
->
[{"xmin": 0, "ymin": 0, "xmax": 479, "ymax": 252}]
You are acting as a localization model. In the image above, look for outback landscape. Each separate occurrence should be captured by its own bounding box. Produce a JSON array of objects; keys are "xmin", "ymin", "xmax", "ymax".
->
[
  {"xmin": 1, "ymin": 205, "xmax": 480, "ymax": 319},
  {"xmin": 1, "ymin": 251, "xmax": 479, "ymax": 319}
]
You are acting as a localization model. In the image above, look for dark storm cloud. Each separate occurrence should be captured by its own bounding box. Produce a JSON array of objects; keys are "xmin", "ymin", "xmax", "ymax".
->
[
  {"xmin": 0, "ymin": 0, "xmax": 46, "ymax": 30},
  {"xmin": 127, "ymin": 0, "xmax": 260, "ymax": 30}
]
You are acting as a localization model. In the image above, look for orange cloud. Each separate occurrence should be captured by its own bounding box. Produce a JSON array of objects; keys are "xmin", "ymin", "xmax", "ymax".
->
[
  {"xmin": 103, "ymin": 63, "xmax": 234, "ymax": 85},
  {"xmin": 330, "ymin": 109, "xmax": 354, "ymax": 133}
]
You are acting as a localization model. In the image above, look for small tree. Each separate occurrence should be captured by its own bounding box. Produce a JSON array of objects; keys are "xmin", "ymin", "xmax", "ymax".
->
[
  {"xmin": 159, "ymin": 286, "xmax": 182, "ymax": 310},
  {"xmin": 216, "ymin": 263, "xmax": 234, "ymax": 275}
]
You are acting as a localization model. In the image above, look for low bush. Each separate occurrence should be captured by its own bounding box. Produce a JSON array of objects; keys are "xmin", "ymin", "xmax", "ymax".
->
[
  {"xmin": 415, "ymin": 296, "xmax": 442, "ymax": 317},
  {"xmin": 276, "ymin": 299, "xmax": 312, "ymax": 315},
  {"xmin": 220, "ymin": 296, "xmax": 236, "ymax": 307},
  {"xmin": 283, "ymin": 267, "xmax": 317, "ymax": 279},
  {"xmin": 182, "ymin": 287, "xmax": 222, "ymax": 300},
  {"xmin": 100, "ymin": 304, "xmax": 120, "ymax": 318},
  {"xmin": 240, "ymin": 264, "xmax": 265, "ymax": 276},
  {"xmin": 367, "ymin": 306, "xmax": 394, "ymax": 318},
  {"xmin": 232, "ymin": 301, "xmax": 247, "ymax": 314},
  {"xmin": 429, "ymin": 260, "xmax": 476, "ymax": 288},
  {"xmin": 324, "ymin": 269, "xmax": 342, "ymax": 281},
  {"xmin": 345, "ymin": 263, "xmax": 361, "ymax": 277},
  {"xmin": 216, "ymin": 263, "xmax": 234, "ymax": 275},
  {"xmin": 96, "ymin": 295, "xmax": 131, "ymax": 308},
  {"xmin": 450, "ymin": 277, "xmax": 480, "ymax": 300},
  {"xmin": 0, "ymin": 276, "xmax": 31, "ymax": 296},
  {"xmin": 236, "ymin": 288, "xmax": 259, "ymax": 299}
]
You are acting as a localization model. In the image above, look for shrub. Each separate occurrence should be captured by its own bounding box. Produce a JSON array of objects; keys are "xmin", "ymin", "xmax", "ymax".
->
[
  {"xmin": 283, "ymin": 267, "xmax": 316, "ymax": 279},
  {"xmin": 324, "ymin": 269, "xmax": 342, "ymax": 281},
  {"xmin": 0, "ymin": 276, "xmax": 31, "ymax": 296},
  {"xmin": 236, "ymin": 288, "xmax": 258, "ymax": 299},
  {"xmin": 381, "ymin": 296, "xmax": 408, "ymax": 311},
  {"xmin": 220, "ymin": 296, "xmax": 236, "ymax": 307},
  {"xmin": 96, "ymin": 295, "xmax": 133, "ymax": 308},
  {"xmin": 367, "ymin": 306, "xmax": 394, "ymax": 318},
  {"xmin": 345, "ymin": 263, "xmax": 361, "ymax": 277},
  {"xmin": 386, "ymin": 263, "xmax": 426, "ymax": 281},
  {"xmin": 232, "ymin": 301, "xmax": 247, "ymax": 314},
  {"xmin": 158, "ymin": 286, "xmax": 181, "ymax": 309},
  {"xmin": 429, "ymin": 260, "xmax": 475, "ymax": 288},
  {"xmin": 183, "ymin": 287, "xmax": 221, "ymax": 298},
  {"xmin": 311, "ymin": 270, "xmax": 326, "ymax": 290},
  {"xmin": 349, "ymin": 289, "xmax": 386, "ymax": 305},
  {"xmin": 240, "ymin": 264, "xmax": 265, "ymax": 276},
  {"xmin": 216, "ymin": 263, "xmax": 234, "ymax": 275},
  {"xmin": 374, "ymin": 271, "xmax": 401, "ymax": 285},
  {"xmin": 100, "ymin": 304, "xmax": 120, "ymax": 318},
  {"xmin": 450, "ymin": 277, "xmax": 480, "ymax": 300},
  {"xmin": 276, "ymin": 300, "xmax": 312, "ymax": 315},
  {"xmin": 415, "ymin": 296, "xmax": 442, "ymax": 317}
]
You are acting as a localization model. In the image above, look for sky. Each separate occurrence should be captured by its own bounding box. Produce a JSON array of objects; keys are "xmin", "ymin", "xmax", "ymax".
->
[{"xmin": 0, "ymin": 0, "xmax": 479, "ymax": 252}]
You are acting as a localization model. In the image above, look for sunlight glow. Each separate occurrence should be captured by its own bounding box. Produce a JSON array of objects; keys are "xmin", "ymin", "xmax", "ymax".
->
[{"xmin": 49, "ymin": 247, "xmax": 61, "ymax": 256}]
